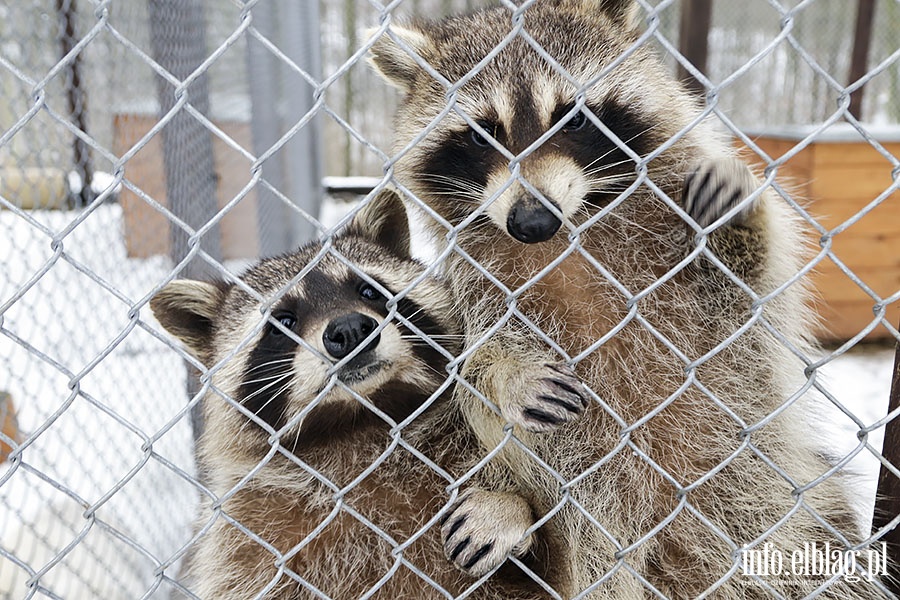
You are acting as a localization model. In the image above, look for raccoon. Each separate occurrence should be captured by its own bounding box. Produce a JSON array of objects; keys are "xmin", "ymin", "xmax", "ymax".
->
[
  {"xmin": 368, "ymin": 1, "xmax": 887, "ymax": 598},
  {"xmin": 150, "ymin": 191, "xmax": 550, "ymax": 599}
]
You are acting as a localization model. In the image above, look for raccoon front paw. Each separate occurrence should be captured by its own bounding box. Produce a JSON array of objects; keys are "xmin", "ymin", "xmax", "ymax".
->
[
  {"xmin": 440, "ymin": 490, "xmax": 534, "ymax": 578},
  {"xmin": 682, "ymin": 157, "xmax": 759, "ymax": 229},
  {"xmin": 504, "ymin": 363, "xmax": 587, "ymax": 433}
]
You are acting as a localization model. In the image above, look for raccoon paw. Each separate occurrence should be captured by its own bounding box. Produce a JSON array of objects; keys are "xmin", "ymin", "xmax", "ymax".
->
[
  {"xmin": 682, "ymin": 157, "xmax": 759, "ymax": 229},
  {"xmin": 504, "ymin": 362, "xmax": 587, "ymax": 433},
  {"xmin": 440, "ymin": 490, "xmax": 534, "ymax": 578}
]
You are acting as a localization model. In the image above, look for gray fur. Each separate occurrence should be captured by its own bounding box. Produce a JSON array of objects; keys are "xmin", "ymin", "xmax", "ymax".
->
[
  {"xmin": 151, "ymin": 191, "xmax": 551, "ymax": 598},
  {"xmin": 369, "ymin": 1, "xmax": 887, "ymax": 597}
]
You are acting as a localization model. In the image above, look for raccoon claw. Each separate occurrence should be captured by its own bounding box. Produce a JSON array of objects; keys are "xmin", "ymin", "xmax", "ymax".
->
[
  {"xmin": 440, "ymin": 491, "xmax": 534, "ymax": 578},
  {"xmin": 683, "ymin": 157, "xmax": 759, "ymax": 229},
  {"xmin": 505, "ymin": 363, "xmax": 587, "ymax": 433}
]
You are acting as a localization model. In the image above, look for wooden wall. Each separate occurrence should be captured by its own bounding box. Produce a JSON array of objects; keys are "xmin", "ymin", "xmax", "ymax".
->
[
  {"xmin": 1, "ymin": 392, "xmax": 19, "ymax": 464},
  {"xmin": 114, "ymin": 114, "xmax": 259, "ymax": 260},
  {"xmin": 739, "ymin": 130, "xmax": 900, "ymax": 342}
]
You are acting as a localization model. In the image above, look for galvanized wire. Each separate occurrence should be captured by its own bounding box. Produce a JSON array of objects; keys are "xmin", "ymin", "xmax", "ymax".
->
[{"xmin": 0, "ymin": 0, "xmax": 898, "ymax": 598}]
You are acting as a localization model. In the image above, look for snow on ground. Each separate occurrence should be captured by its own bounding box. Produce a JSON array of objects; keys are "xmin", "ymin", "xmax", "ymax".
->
[
  {"xmin": 1, "ymin": 203, "xmax": 197, "ymax": 599},
  {"xmin": 815, "ymin": 344, "xmax": 896, "ymax": 524},
  {"xmin": 0, "ymin": 201, "xmax": 896, "ymax": 598}
]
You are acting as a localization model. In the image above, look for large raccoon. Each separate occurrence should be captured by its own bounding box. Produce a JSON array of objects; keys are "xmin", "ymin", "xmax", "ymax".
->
[
  {"xmin": 150, "ymin": 192, "xmax": 550, "ymax": 599},
  {"xmin": 368, "ymin": 1, "xmax": 888, "ymax": 598}
]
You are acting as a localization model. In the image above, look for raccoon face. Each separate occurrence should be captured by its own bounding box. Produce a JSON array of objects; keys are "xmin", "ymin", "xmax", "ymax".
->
[
  {"xmin": 151, "ymin": 191, "xmax": 460, "ymax": 447},
  {"xmin": 369, "ymin": 0, "xmax": 699, "ymax": 244}
]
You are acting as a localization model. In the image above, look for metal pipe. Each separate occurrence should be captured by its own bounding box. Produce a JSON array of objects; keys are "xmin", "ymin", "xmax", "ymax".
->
[{"xmin": 55, "ymin": 0, "xmax": 94, "ymax": 207}]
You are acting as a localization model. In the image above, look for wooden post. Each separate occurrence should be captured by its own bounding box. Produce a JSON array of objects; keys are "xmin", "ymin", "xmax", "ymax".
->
[
  {"xmin": 848, "ymin": 0, "xmax": 876, "ymax": 120},
  {"xmin": 1, "ymin": 392, "xmax": 20, "ymax": 464},
  {"xmin": 677, "ymin": 0, "xmax": 713, "ymax": 99},
  {"xmin": 873, "ymin": 325, "xmax": 900, "ymax": 594}
]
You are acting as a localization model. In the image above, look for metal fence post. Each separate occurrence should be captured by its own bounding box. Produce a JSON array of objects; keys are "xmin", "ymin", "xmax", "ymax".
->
[
  {"xmin": 246, "ymin": 1, "xmax": 288, "ymax": 258},
  {"xmin": 148, "ymin": 0, "xmax": 222, "ymax": 442},
  {"xmin": 247, "ymin": 1, "xmax": 323, "ymax": 258},
  {"xmin": 279, "ymin": 0, "xmax": 323, "ymax": 248},
  {"xmin": 147, "ymin": 0, "xmax": 221, "ymax": 281}
]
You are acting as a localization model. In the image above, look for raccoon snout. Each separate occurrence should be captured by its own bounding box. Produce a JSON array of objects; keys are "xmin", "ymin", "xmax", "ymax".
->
[
  {"xmin": 506, "ymin": 198, "xmax": 562, "ymax": 244},
  {"xmin": 322, "ymin": 313, "xmax": 380, "ymax": 360}
]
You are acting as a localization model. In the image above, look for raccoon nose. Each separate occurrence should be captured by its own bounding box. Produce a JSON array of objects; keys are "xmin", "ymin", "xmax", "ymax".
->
[
  {"xmin": 506, "ymin": 198, "xmax": 562, "ymax": 244},
  {"xmin": 323, "ymin": 313, "xmax": 380, "ymax": 360}
]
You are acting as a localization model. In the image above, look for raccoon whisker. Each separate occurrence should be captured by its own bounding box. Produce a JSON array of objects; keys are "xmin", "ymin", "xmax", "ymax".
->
[
  {"xmin": 424, "ymin": 192, "xmax": 484, "ymax": 205},
  {"xmin": 408, "ymin": 359, "xmax": 448, "ymax": 381},
  {"xmin": 398, "ymin": 305, "xmax": 431, "ymax": 322},
  {"xmin": 403, "ymin": 338, "xmax": 464, "ymax": 351},
  {"xmin": 585, "ymin": 162, "xmax": 681, "ymax": 194},
  {"xmin": 401, "ymin": 339, "xmax": 464, "ymax": 350},
  {"xmin": 583, "ymin": 169, "xmax": 635, "ymax": 185},
  {"xmin": 425, "ymin": 189, "xmax": 482, "ymax": 198},
  {"xmin": 241, "ymin": 372, "xmax": 298, "ymax": 386},
  {"xmin": 418, "ymin": 175, "xmax": 485, "ymax": 195},
  {"xmin": 424, "ymin": 185, "xmax": 485, "ymax": 198},
  {"xmin": 247, "ymin": 356, "xmax": 294, "ymax": 374},
  {"xmin": 238, "ymin": 385, "xmax": 292, "ymax": 424},
  {"xmin": 583, "ymin": 172, "xmax": 634, "ymax": 185},
  {"xmin": 400, "ymin": 334, "xmax": 465, "ymax": 340},
  {"xmin": 583, "ymin": 173, "xmax": 636, "ymax": 188},
  {"xmin": 418, "ymin": 189, "xmax": 485, "ymax": 203},
  {"xmin": 581, "ymin": 124, "xmax": 660, "ymax": 173},
  {"xmin": 419, "ymin": 173, "xmax": 482, "ymax": 188},
  {"xmin": 240, "ymin": 371, "xmax": 295, "ymax": 403},
  {"xmin": 237, "ymin": 372, "xmax": 297, "ymax": 436},
  {"xmin": 267, "ymin": 378, "xmax": 298, "ymax": 408},
  {"xmin": 290, "ymin": 425, "xmax": 301, "ymax": 456},
  {"xmin": 583, "ymin": 157, "xmax": 636, "ymax": 176},
  {"xmin": 581, "ymin": 147, "xmax": 628, "ymax": 173},
  {"xmin": 584, "ymin": 162, "xmax": 637, "ymax": 181},
  {"xmin": 584, "ymin": 185, "xmax": 634, "ymax": 194},
  {"xmin": 244, "ymin": 357, "xmax": 296, "ymax": 374},
  {"xmin": 608, "ymin": 122, "xmax": 661, "ymax": 157}
]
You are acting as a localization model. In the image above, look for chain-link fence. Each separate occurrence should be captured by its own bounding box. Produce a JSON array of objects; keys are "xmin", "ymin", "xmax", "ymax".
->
[{"xmin": 1, "ymin": 0, "xmax": 899, "ymax": 598}]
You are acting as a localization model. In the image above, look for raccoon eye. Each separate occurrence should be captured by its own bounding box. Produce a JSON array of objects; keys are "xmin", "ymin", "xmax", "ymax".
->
[
  {"xmin": 469, "ymin": 121, "xmax": 496, "ymax": 147},
  {"xmin": 564, "ymin": 111, "xmax": 587, "ymax": 131},
  {"xmin": 269, "ymin": 313, "xmax": 296, "ymax": 336},
  {"xmin": 358, "ymin": 282, "xmax": 384, "ymax": 302}
]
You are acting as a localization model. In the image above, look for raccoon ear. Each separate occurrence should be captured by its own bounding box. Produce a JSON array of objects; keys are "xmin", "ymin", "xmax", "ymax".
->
[
  {"xmin": 366, "ymin": 24, "xmax": 433, "ymax": 92},
  {"xmin": 346, "ymin": 189, "xmax": 412, "ymax": 259},
  {"xmin": 150, "ymin": 280, "xmax": 228, "ymax": 363},
  {"xmin": 598, "ymin": 0, "xmax": 641, "ymax": 28},
  {"xmin": 553, "ymin": 0, "xmax": 640, "ymax": 29}
]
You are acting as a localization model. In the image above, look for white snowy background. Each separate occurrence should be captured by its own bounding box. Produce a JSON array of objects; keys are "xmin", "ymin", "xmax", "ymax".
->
[{"xmin": 0, "ymin": 198, "xmax": 896, "ymax": 599}]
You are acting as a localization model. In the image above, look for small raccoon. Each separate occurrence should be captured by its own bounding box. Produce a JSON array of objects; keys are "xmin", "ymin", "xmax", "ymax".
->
[
  {"xmin": 150, "ymin": 191, "xmax": 551, "ymax": 599},
  {"xmin": 368, "ymin": 1, "xmax": 887, "ymax": 598}
]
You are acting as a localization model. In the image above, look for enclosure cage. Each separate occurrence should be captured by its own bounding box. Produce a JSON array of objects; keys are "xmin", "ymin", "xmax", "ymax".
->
[{"xmin": 1, "ymin": 0, "xmax": 899, "ymax": 598}]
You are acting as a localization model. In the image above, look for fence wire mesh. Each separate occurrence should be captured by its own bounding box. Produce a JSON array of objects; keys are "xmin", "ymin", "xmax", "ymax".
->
[{"xmin": 1, "ymin": 0, "xmax": 899, "ymax": 598}]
